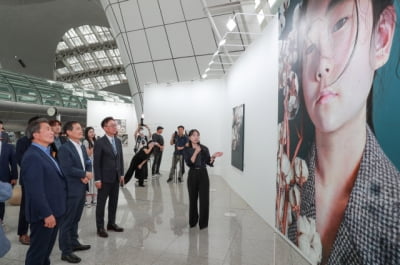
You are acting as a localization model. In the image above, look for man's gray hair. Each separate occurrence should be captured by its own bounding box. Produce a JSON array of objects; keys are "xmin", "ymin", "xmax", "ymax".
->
[{"xmin": 26, "ymin": 118, "xmax": 49, "ymax": 140}]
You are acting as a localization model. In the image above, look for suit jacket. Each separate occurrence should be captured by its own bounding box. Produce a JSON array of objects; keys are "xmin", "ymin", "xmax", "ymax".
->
[
  {"xmin": 93, "ymin": 135, "xmax": 124, "ymax": 183},
  {"xmin": 16, "ymin": 136, "xmax": 31, "ymax": 166},
  {"xmin": 0, "ymin": 142, "xmax": 17, "ymax": 182},
  {"xmin": 58, "ymin": 140, "xmax": 91, "ymax": 197},
  {"xmin": 50, "ymin": 135, "xmax": 67, "ymax": 160},
  {"xmin": 290, "ymin": 126, "xmax": 400, "ymax": 264},
  {"xmin": 21, "ymin": 145, "xmax": 67, "ymax": 223}
]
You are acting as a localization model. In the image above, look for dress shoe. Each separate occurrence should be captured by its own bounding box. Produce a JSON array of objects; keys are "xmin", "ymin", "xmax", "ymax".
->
[
  {"xmin": 178, "ymin": 177, "xmax": 183, "ymax": 183},
  {"xmin": 107, "ymin": 224, "xmax": 124, "ymax": 232},
  {"xmin": 19, "ymin": 234, "xmax": 30, "ymax": 245},
  {"xmin": 166, "ymin": 178, "xmax": 173, "ymax": 183},
  {"xmin": 61, "ymin": 253, "xmax": 81, "ymax": 263},
  {"xmin": 72, "ymin": 244, "xmax": 91, "ymax": 251},
  {"xmin": 138, "ymin": 183, "xmax": 145, "ymax": 187},
  {"xmin": 97, "ymin": 228, "xmax": 108, "ymax": 238}
]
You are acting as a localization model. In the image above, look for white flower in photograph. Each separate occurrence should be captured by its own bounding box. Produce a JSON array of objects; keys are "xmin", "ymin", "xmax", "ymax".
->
[
  {"xmin": 289, "ymin": 184, "xmax": 301, "ymax": 211},
  {"xmin": 294, "ymin": 157, "xmax": 309, "ymax": 185},
  {"xmin": 297, "ymin": 216, "xmax": 322, "ymax": 265},
  {"xmin": 281, "ymin": 153, "xmax": 294, "ymax": 184}
]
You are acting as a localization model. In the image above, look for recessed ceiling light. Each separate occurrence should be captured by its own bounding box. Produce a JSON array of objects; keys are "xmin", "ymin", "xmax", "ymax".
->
[
  {"xmin": 257, "ymin": 10, "xmax": 265, "ymax": 24},
  {"xmin": 226, "ymin": 18, "xmax": 236, "ymax": 31}
]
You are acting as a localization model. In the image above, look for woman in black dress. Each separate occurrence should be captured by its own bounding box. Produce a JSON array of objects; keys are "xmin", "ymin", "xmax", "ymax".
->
[
  {"xmin": 183, "ymin": 129, "xmax": 223, "ymax": 229},
  {"xmin": 125, "ymin": 141, "xmax": 155, "ymax": 187}
]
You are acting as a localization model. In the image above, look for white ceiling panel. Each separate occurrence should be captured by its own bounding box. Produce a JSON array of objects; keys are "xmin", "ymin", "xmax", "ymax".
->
[
  {"xmin": 127, "ymin": 30, "xmax": 151, "ymax": 63},
  {"xmin": 137, "ymin": 0, "xmax": 163, "ymax": 28},
  {"xmin": 119, "ymin": 0, "xmax": 143, "ymax": 31},
  {"xmin": 114, "ymin": 34, "xmax": 132, "ymax": 66},
  {"xmin": 174, "ymin": 57, "xmax": 200, "ymax": 81},
  {"xmin": 101, "ymin": 0, "xmax": 127, "ymax": 5},
  {"xmin": 196, "ymin": 54, "xmax": 216, "ymax": 73},
  {"xmin": 146, "ymin": 26, "xmax": 172, "ymax": 60},
  {"xmin": 153, "ymin": 60, "xmax": 178, "ymax": 83},
  {"xmin": 158, "ymin": 0, "xmax": 185, "ymax": 24},
  {"xmin": 211, "ymin": 13, "xmax": 231, "ymax": 40},
  {"xmin": 135, "ymin": 62, "xmax": 157, "ymax": 88},
  {"xmin": 180, "ymin": 0, "xmax": 205, "ymax": 20},
  {"xmin": 205, "ymin": 0, "xmax": 231, "ymax": 5},
  {"xmin": 105, "ymin": 4, "xmax": 125, "ymax": 36},
  {"xmin": 165, "ymin": 22, "xmax": 194, "ymax": 58},
  {"xmin": 124, "ymin": 64, "xmax": 138, "ymax": 96},
  {"xmin": 187, "ymin": 18, "xmax": 217, "ymax": 55}
]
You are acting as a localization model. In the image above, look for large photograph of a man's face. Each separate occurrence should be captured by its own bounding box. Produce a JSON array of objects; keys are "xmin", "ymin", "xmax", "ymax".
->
[{"xmin": 276, "ymin": 0, "xmax": 400, "ymax": 264}]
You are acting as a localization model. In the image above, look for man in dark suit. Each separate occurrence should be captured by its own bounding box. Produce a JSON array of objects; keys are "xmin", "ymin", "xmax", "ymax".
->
[
  {"xmin": 16, "ymin": 116, "xmax": 41, "ymax": 246},
  {"xmin": 57, "ymin": 121, "xmax": 92, "ymax": 263},
  {"xmin": 94, "ymin": 117, "xmax": 124, "ymax": 237},
  {"xmin": 21, "ymin": 118, "xmax": 67, "ymax": 265},
  {"xmin": 0, "ymin": 133, "xmax": 17, "ymax": 223}
]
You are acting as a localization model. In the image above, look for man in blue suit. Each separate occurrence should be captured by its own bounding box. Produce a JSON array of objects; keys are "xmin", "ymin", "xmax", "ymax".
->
[
  {"xmin": 0, "ymin": 133, "xmax": 17, "ymax": 223},
  {"xmin": 21, "ymin": 118, "xmax": 67, "ymax": 265},
  {"xmin": 57, "ymin": 121, "xmax": 92, "ymax": 263}
]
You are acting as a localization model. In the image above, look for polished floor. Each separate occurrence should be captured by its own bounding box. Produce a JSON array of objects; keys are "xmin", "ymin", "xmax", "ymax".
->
[{"xmin": 0, "ymin": 171, "xmax": 301, "ymax": 265}]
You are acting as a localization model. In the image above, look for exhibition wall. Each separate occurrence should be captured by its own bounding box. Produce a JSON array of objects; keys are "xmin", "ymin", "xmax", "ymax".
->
[
  {"xmin": 86, "ymin": 100, "xmax": 138, "ymax": 157},
  {"xmin": 143, "ymin": 79, "xmax": 226, "ymax": 176},
  {"xmin": 223, "ymin": 17, "xmax": 279, "ymax": 225},
  {"xmin": 143, "ymin": 17, "xmax": 279, "ymax": 226}
]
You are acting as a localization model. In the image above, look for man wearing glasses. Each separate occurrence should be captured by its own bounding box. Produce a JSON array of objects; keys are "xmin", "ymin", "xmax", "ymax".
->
[{"xmin": 94, "ymin": 117, "xmax": 125, "ymax": 238}]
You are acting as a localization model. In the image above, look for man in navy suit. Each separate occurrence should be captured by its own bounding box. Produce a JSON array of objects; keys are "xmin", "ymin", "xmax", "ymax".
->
[
  {"xmin": 94, "ymin": 117, "xmax": 124, "ymax": 237},
  {"xmin": 21, "ymin": 118, "xmax": 67, "ymax": 265},
  {"xmin": 16, "ymin": 116, "xmax": 41, "ymax": 245},
  {"xmin": 57, "ymin": 121, "xmax": 92, "ymax": 263},
  {"xmin": 0, "ymin": 133, "xmax": 17, "ymax": 223}
]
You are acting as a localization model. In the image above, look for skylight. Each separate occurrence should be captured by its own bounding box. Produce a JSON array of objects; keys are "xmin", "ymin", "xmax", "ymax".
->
[{"xmin": 54, "ymin": 25, "xmax": 127, "ymax": 90}]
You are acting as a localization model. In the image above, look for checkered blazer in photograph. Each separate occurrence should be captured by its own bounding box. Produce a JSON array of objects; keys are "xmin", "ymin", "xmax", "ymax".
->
[{"xmin": 289, "ymin": 126, "xmax": 400, "ymax": 265}]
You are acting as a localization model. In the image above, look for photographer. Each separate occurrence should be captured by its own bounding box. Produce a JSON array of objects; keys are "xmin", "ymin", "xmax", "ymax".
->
[
  {"xmin": 133, "ymin": 124, "xmax": 151, "ymax": 153},
  {"xmin": 167, "ymin": 125, "xmax": 188, "ymax": 183}
]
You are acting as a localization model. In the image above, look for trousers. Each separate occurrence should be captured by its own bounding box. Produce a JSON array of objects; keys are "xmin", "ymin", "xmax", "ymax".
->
[{"xmin": 187, "ymin": 168, "xmax": 209, "ymax": 229}]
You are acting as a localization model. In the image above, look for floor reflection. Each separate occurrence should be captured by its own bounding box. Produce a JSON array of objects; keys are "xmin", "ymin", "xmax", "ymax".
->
[{"xmin": 1, "ymin": 172, "xmax": 277, "ymax": 265}]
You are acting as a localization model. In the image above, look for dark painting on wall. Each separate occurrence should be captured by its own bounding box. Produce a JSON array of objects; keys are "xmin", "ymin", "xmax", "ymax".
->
[{"xmin": 231, "ymin": 104, "xmax": 244, "ymax": 171}]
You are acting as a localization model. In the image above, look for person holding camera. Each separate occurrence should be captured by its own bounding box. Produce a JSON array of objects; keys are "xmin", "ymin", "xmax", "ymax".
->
[
  {"xmin": 133, "ymin": 124, "xmax": 151, "ymax": 153},
  {"xmin": 167, "ymin": 125, "xmax": 188, "ymax": 183}
]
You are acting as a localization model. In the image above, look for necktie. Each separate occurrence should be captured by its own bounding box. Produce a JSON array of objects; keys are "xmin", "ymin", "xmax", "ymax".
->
[{"xmin": 111, "ymin": 137, "xmax": 117, "ymax": 155}]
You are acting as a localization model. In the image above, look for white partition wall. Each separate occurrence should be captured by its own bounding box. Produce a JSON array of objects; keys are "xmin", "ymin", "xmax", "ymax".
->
[
  {"xmin": 86, "ymin": 100, "xmax": 138, "ymax": 156},
  {"xmin": 223, "ymin": 17, "xmax": 279, "ymax": 225},
  {"xmin": 143, "ymin": 79, "xmax": 227, "ymax": 176}
]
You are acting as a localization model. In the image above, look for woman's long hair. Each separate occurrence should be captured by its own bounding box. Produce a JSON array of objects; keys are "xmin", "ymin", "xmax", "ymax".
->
[{"xmin": 84, "ymin": 126, "xmax": 96, "ymax": 148}]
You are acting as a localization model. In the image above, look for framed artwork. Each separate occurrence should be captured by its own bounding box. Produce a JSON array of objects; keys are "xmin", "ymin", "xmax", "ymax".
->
[
  {"xmin": 231, "ymin": 104, "xmax": 244, "ymax": 171},
  {"xmin": 115, "ymin": 118, "xmax": 128, "ymax": 146}
]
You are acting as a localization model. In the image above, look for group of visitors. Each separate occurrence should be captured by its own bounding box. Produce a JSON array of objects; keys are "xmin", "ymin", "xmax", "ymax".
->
[{"xmin": 0, "ymin": 117, "xmax": 222, "ymax": 264}]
